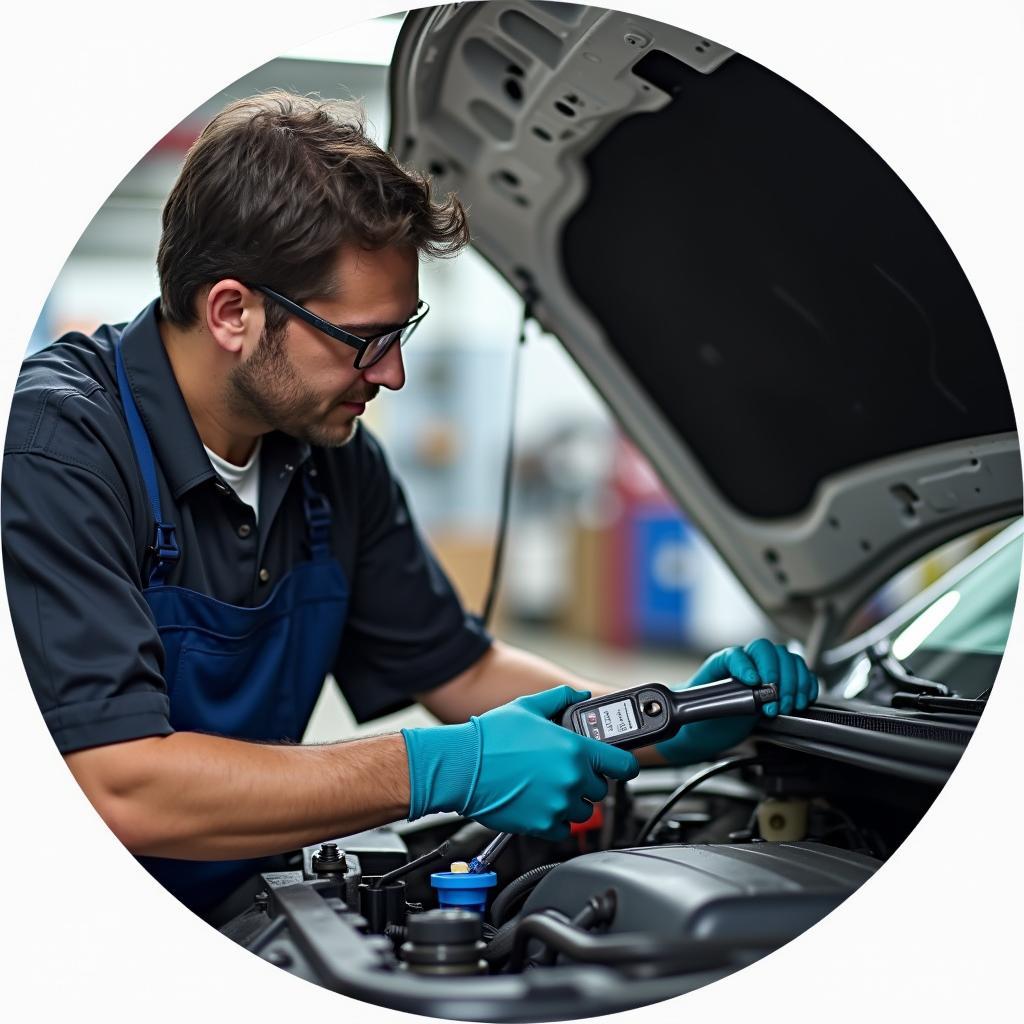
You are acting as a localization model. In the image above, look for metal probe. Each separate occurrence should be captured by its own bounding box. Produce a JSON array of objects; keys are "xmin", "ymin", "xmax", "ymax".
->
[{"xmin": 468, "ymin": 831, "xmax": 514, "ymax": 874}]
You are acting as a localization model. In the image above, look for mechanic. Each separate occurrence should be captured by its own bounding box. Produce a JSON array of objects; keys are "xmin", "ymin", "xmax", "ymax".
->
[{"xmin": 2, "ymin": 91, "xmax": 819, "ymax": 919}]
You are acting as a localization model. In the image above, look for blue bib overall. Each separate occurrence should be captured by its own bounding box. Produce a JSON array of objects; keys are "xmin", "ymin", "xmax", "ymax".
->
[{"xmin": 115, "ymin": 341, "xmax": 350, "ymax": 913}]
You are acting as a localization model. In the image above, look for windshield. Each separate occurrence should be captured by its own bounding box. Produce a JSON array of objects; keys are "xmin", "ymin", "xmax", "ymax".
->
[
  {"xmin": 837, "ymin": 528, "xmax": 1022, "ymax": 703},
  {"xmin": 899, "ymin": 533, "xmax": 1022, "ymax": 698}
]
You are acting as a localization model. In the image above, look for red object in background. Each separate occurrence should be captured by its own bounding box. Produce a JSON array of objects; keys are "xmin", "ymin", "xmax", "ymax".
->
[{"xmin": 149, "ymin": 119, "xmax": 205, "ymax": 157}]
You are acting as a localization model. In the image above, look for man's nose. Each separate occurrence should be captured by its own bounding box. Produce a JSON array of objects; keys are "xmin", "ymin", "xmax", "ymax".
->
[{"xmin": 362, "ymin": 339, "xmax": 406, "ymax": 391}]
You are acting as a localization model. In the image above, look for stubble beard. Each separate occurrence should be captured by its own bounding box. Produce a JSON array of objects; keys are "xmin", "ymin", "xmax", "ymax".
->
[{"xmin": 226, "ymin": 322, "xmax": 375, "ymax": 448}]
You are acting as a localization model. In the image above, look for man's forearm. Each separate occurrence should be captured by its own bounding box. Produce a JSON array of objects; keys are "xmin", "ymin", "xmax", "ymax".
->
[
  {"xmin": 416, "ymin": 641, "xmax": 592, "ymax": 720},
  {"xmin": 65, "ymin": 730, "xmax": 411, "ymax": 860},
  {"xmin": 417, "ymin": 641, "xmax": 668, "ymax": 765}
]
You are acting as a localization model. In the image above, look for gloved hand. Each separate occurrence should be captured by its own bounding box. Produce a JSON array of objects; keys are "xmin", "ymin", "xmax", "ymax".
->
[
  {"xmin": 655, "ymin": 639, "xmax": 819, "ymax": 766},
  {"xmin": 402, "ymin": 685, "xmax": 639, "ymax": 840}
]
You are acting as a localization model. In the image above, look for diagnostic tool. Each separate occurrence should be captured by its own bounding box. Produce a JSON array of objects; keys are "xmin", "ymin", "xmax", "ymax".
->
[
  {"xmin": 466, "ymin": 677, "xmax": 779, "ymax": 873},
  {"xmin": 560, "ymin": 678, "xmax": 778, "ymax": 751}
]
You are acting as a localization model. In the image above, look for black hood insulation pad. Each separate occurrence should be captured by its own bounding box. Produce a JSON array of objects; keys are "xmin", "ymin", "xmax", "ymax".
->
[{"xmin": 562, "ymin": 50, "xmax": 1014, "ymax": 518}]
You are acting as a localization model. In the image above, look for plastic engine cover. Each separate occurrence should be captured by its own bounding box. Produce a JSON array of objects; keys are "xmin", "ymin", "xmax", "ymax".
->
[{"xmin": 520, "ymin": 842, "xmax": 879, "ymax": 947}]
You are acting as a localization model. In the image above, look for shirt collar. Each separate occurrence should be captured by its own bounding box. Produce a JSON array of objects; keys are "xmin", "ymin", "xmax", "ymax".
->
[{"xmin": 117, "ymin": 299, "xmax": 308, "ymax": 499}]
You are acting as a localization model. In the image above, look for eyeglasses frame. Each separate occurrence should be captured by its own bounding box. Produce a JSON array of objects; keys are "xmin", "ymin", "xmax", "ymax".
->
[{"xmin": 251, "ymin": 284, "xmax": 429, "ymax": 369}]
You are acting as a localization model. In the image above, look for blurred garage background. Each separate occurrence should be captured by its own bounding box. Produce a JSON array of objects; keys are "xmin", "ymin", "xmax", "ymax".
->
[{"xmin": 28, "ymin": 12, "xmax": 985, "ymax": 740}]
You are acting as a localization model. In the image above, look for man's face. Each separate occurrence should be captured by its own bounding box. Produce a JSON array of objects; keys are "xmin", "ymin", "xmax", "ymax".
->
[{"xmin": 227, "ymin": 243, "xmax": 418, "ymax": 447}]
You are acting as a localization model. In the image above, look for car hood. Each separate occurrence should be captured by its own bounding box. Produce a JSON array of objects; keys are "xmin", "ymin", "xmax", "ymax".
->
[{"xmin": 388, "ymin": 2, "xmax": 1021, "ymax": 655}]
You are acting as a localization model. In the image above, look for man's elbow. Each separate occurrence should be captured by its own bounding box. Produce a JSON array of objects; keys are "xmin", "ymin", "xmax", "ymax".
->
[
  {"xmin": 64, "ymin": 736, "xmax": 172, "ymax": 854},
  {"xmin": 89, "ymin": 790, "xmax": 157, "ymax": 853}
]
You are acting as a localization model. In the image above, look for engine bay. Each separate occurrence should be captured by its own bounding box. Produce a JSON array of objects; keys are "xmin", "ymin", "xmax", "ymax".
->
[{"xmin": 219, "ymin": 720, "xmax": 958, "ymax": 1020}]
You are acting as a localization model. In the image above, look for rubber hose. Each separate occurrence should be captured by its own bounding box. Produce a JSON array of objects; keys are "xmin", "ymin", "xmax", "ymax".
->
[
  {"xmin": 489, "ymin": 863, "xmax": 559, "ymax": 927},
  {"xmin": 507, "ymin": 911, "xmax": 769, "ymax": 973},
  {"xmin": 482, "ymin": 916, "xmax": 521, "ymax": 965},
  {"xmin": 488, "ymin": 888, "xmax": 617, "ymax": 968},
  {"xmin": 534, "ymin": 890, "xmax": 617, "ymax": 967}
]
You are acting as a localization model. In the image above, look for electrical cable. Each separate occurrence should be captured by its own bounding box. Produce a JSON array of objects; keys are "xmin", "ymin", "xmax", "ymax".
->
[
  {"xmin": 481, "ymin": 290, "xmax": 537, "ymax": 627},
  {"xmin": 489, "ymin": 862, "xmax": 559, "ymax": 927},
  {"xmin": 372, "ymin": 840, "xmax": 450, "ymax": 889},
  {"xmin": 482, "ymin": 915, "xmax": 522, "ymax": 967},
  {"xmin": 815, "ymin": 804, "xmax": 887, "ymax": 859},
  {"xmin": 632, "ymin": 756, "xmax": 762, "ymax": 846}
]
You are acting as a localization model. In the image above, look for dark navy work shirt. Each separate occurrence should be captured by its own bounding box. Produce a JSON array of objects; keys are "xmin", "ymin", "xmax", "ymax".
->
[{"xmin": 2, "ymin": 300, "xmax": 492, "ymax": 754}]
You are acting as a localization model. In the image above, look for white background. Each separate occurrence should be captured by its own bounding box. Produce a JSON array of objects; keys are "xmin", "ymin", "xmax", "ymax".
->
[{"xmin": 1, "ymin": 1, "xmax": 1022, "ymax": 1021}]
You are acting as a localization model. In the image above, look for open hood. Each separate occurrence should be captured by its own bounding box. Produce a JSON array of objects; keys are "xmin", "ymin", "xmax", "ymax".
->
[{"xmin": 388, "ymin": 2, "xmax": 1021, "ymax": 656}]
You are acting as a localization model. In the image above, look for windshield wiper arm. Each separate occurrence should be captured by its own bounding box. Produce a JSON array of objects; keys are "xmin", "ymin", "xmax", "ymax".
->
[
  {"xmin": 890, "ymin": 692, "xmax": 986, "ymax": 716},
  {"xmin": 867, "ymin": 641, "xmax": 951, "ymax": 698}
]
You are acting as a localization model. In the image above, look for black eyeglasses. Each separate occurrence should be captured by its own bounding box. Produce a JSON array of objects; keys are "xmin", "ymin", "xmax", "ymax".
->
[{"xmin": 252, "ymin": 285, "xmax": 429, "ymax": 369}]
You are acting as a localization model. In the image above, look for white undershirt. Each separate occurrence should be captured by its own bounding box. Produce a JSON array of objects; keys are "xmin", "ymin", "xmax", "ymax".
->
[{"xmin": 204, "ymin": 438, "xmax": 263, "ymax": 523}]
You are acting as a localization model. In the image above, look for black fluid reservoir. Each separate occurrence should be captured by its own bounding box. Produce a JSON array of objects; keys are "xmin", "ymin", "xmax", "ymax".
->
[{"xmin": 400, "ymin": 909, "xmax": 488, "ymax": 976}]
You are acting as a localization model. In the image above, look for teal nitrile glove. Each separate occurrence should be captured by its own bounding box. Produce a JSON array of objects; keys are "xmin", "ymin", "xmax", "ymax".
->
[
  {"xmin": 402, "ymin": 685, "xmax": 640, "ymax": 841},
  {"xmin": 655, "ymin": 639, "xmax": 820, "ymax": 765}
]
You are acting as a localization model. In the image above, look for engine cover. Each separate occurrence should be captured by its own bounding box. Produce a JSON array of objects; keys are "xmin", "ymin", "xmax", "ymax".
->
[{"xmin": 520, "ymin": 842, "xmax": 879, "ymax": 947}]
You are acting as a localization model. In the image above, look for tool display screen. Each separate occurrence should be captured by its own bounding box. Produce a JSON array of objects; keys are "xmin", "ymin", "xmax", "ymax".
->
[{"xmin": 583, "ymin": 698, "xmax": 639, "ymax": 740}]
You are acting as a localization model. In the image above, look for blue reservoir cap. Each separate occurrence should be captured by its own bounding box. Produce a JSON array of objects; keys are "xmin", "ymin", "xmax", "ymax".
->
[{"xmin": 431, "ymin": 870, "xmax": 498, "ymax": 912}]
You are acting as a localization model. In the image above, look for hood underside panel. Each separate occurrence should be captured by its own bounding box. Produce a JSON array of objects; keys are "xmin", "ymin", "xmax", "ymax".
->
[
  {"xmin": 564, "ymin": 48, "xmax": 1014, "ymax": 519},
  {"xmin": 388, "ymin": 3, "xmax": 1021, "ymax": 648}
]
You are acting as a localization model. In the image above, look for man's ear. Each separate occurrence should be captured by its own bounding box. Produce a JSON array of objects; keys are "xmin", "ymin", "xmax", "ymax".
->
[{"xmin": 205, "ymin": 280, "xmax": 263, "ymax": 355}]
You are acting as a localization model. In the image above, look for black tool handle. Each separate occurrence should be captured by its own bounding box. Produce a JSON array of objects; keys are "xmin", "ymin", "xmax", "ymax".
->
[{"xmin": 671, "ymin": 678, "xmax": 777, "ymax": 723}]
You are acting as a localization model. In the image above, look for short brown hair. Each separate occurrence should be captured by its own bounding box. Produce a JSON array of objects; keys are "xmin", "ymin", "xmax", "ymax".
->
[{"xmin": 157, "ymin": 90, "xmax": 470, "ymax": 326}]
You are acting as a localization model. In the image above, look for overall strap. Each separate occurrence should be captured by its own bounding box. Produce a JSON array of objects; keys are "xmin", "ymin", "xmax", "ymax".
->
[
  {"xmin": 300, "ymin": 463, "xmax": 333, "ymax": 561},
  {"xmin": 114, "ymin": 341, "xmax": 180, "ymax": 585}
]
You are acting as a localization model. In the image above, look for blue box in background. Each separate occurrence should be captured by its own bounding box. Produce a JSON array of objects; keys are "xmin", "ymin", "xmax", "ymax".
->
[{"xmin": 628, "ymin": 505, "xmax": 695, "ymax": 647}]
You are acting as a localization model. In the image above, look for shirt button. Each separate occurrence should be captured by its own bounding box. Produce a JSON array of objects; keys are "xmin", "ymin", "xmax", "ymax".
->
[
  {"xmin": 258, "ymin": 568, "xmax": 271, "ymax": 584},
  {"xmin": 237, "ymin": 523, "xmax": 253, "ymax": 539}
]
